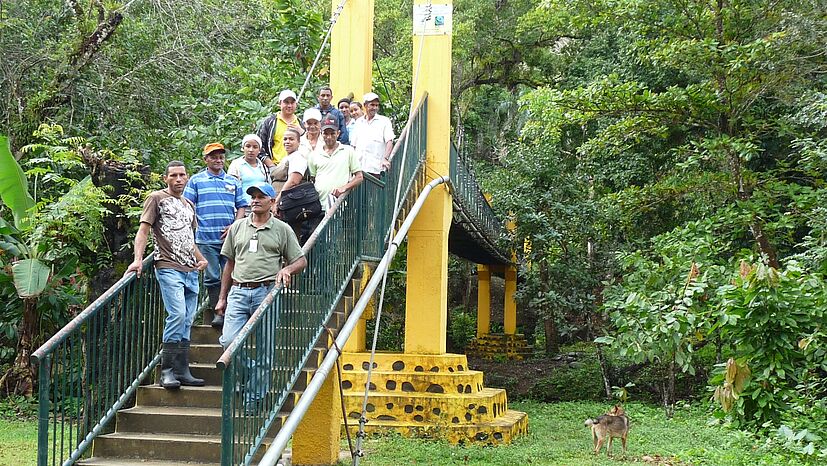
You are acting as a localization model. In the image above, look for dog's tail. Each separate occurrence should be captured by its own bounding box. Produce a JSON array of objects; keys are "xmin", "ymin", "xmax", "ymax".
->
[{"xmin": 584, "ymin": 418, "xmax": 598, "ymax": 427}]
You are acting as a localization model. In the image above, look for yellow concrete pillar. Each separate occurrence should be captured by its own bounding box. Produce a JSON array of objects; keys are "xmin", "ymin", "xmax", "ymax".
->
[
  {"xmin": 330, "ymin": 0, "xmax": 374, "ymax": 100},
  {"xmin": 504, "ymin": 266, "xmax": 517, "ymax": 335},
  {"xmin": 476, "ymin": 265, "xmax": 491, "ymax": 337},
  {"xmin": 292, "ymin": 365, "xmax": 343, "ymax": 465},
  {"xmin": 404, "ymin": 0, "xmax": 453, "ymax": 355},
  {"xmin": 343, "ymin": 318, "xmax": 366, "ymax": 352}
]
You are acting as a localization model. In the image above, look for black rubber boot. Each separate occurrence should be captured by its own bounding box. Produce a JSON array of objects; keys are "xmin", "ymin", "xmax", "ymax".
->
[
  {"xmin": 160, "ymin": 342, "xmax": 181, "ymax": 390},
  {"xmin": 207, "ymin": 286, "xmax": 223, "ymax": 329},
  {"xmin": 173, "ymin": 340, "xmax": 205, "ymax": 386}
]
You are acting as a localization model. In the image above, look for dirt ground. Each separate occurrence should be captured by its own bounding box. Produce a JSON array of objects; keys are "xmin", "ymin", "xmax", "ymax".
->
[{"xmin": 467, "ymin": 355, "xmax": 572, "ymax": 399}]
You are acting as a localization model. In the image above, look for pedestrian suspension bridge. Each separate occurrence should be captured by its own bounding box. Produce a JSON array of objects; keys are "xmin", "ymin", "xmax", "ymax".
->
[{"xmin": 31, "ymin": 1, "xmax": 529, "ymax": 465}]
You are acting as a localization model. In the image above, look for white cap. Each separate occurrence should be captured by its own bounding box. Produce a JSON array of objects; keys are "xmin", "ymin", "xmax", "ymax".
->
[
  {"xmin": 279, "ymin": 89, "xmax": 297, "ymax": 102},
  {"xmin": 363, "ymin": 92, "xmax": 380, "ymax": 104},
  {"xmin": 302, "ymin": 108, "xmax": 322, "ymax": 123},
  {"xmin": 241, "ymin": 134, "xmax": 262, "ymax": 147}
]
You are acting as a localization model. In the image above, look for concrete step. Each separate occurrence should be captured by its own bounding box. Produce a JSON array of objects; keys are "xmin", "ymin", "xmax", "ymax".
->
[
  {"xmin": 92, "ymin": 432, "xmax": 224, "ymax": 463},
  {"xmin": 342, "ymin": 387, "xmax": 509, "ymax": 424},
  {"xmin": 154, "ymin": 363, "xmax": 221, "ymax": 386},
  {"xmin": 79, "ymin": 459, "xmax": 219, "ymax": 466},
  {"xmin": 344, "ymin": 408, "xmax": 529, "ymax": 446},
  {"xmin": 341, "ymin": 352, "xmax": 471, "ymax": 373},
  {"xmin": 137, "ymin": 382, "xmax": 305, "ymax": 413},
  {"xmin": 115, "ymin": 406, "xmax": 221, "ymax": 435},
  {"xmin": 340, "ymin": 369, "xmax": 485, "ymax": 395},
  {"xmin": 188, "ymin": 343, "xmax": 224, "ymax": 364},
  {"xmin": 190, "ymin": 325, "xmax": 221, "ymax": 345},
  {"xmin": 138, "ymin": 385, "xmax": 222, "ymax": 409}
]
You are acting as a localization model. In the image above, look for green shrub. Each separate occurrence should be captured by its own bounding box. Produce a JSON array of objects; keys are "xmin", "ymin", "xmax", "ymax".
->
[
  {"xmin": 528, "ymin": 361, "xmax": 605, "ymax": 402},
  {"xmin": 448, "ymin": 307, "xmax": 476, "ymax": 351}
]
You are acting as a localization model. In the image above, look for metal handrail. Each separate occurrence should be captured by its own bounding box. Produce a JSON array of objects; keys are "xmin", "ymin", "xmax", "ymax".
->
[
  {"xmin": 32, "ymin": 256, "xmax": 163, "ymax": 466},
  {"xmin": 31, "ymin": 256, "xmax": 153, "ymax": 362},
  {"xmin": 259, "ymin": 176, "xmax": 451, "ymax": 466},
  {"xmin": 448, "ymin": 144, "xmax": 511, "ymax": 264}
]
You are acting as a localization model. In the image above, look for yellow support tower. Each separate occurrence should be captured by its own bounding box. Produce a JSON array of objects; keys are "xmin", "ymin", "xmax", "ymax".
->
[
  {"xmin": 331, "ymin": 0, "xmax": 527, "ymax": 447},
  {"xmin": 504, "ymin": 266, "xmax": 517, "ymax": 335},
  {"xmin": 330, "ymin": 0, "xmax": 374, "ymax": 101},
  {"xmin": 476, "ymin": 264, "xmax": 491, "ymax": 337},
  {"xmin": 404, "ymin": 0, "xmax": 454, "ymax": 355}
]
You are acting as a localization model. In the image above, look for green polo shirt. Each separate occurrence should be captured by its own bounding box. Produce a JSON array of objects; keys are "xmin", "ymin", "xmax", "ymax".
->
[
  {"xmin": 220, "ymin": 214, "xmax": 304, "ymax": 283},
  {"xmin": 307, "ymin": 143, "xmax": 361, "ymax": 202}
]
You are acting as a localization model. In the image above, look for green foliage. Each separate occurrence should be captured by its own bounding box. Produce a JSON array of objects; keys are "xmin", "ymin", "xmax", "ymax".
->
[
  {"xmin": 714, "ymin": 262, "xmax": 827, "ymax": 428},
  {"xmin": 528, "ymin": 361, "xmax": 605, "ymax": 402},
  {"xmin": 447, "ymin": 307, "xmax": 476, "ymax": 352},
  {"xmin": 0, "ymin": 136, "xmax": 35, "ymax": 230},
  {"xmin": 0, "ymin": 395, "xmax": 36, "ymax": 420}
]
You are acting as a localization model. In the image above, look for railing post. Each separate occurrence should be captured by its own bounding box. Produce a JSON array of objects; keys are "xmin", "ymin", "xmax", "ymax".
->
[
  {"xmin": 220, "ymin": 361, "xmax": 235, "ymax": 466},
  {"xmin": 36, "ymin": 356, "xmax": 50, "ymax": 466}
]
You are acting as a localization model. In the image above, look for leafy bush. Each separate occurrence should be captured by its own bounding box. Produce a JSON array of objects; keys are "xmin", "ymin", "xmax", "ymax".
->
[
  {"xmin": 714, "ymin": 262, "xmax": 827, "ymax": 428},
  {"xmin": 528, "ymin": 361, "xmax": 605, "ymax": 402},
  {"xmin": 448, "ymin": 307, "xmax": 476, "ymax": 352}
]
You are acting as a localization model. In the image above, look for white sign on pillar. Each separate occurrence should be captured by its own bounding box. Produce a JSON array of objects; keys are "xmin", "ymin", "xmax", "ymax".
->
[{"xmin": 413, "ymin": 4, "xmax": 453, "ymax": 36}]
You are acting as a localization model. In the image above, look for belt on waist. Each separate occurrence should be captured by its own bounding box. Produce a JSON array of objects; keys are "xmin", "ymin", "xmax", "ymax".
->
[{"xmin": 232, "ymin": 280, "xmax": 274, "ymax": 289}]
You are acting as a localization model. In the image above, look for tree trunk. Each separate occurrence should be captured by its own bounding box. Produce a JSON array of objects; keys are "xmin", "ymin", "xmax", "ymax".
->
[
  {"xmin": 664, "ymin": 353, "xmax": 676, "ymax": 419},
  {"xmin": 543, "ymin": 317, "xmax": 560, "ymax": 356},
  {"xmin": 0, "ymin": 297, "xmax": 39, "ymax": 396},
  {"xmin": 595, "ymin": 342, "xmax": 612, "ymax": 399},
  {"xmin": 82, "ymin": 152, "xmax": 150, "ymax": 298}
]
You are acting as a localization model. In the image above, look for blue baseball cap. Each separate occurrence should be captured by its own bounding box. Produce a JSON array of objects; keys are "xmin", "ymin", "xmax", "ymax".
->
[{"xmin": 246, "ymin": 182, "xmax": 276, "ymax": 198}]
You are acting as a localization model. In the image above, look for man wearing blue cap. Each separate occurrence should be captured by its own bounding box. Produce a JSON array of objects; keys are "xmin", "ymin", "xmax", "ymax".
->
[{"xmin": 215, "ymin": 182, "xmax": 306, "ymax": 411}]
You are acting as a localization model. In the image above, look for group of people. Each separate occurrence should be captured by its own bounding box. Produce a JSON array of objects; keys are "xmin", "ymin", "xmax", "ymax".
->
[{"xmin": 125, "ymin": 86, "xmax": 395, "ymax": 409}]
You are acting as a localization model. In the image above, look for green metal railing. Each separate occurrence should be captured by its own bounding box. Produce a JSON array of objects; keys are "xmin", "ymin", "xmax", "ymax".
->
[
  {"xmin": 449, "ymin": 144, "xmax": 510, "ymax": 263},
  {"xmin": 31, "ymin": 257, "xmax": 164, "ymax": 466},
  {"xmin": 215, "ymin": 97, "xmax": 428, "ymax": 465}
]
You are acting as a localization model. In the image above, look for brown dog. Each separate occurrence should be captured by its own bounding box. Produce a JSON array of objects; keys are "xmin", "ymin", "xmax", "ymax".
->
[{"xmin": 584, "ymin": 405, "xmax": 629, "ymax": 456}]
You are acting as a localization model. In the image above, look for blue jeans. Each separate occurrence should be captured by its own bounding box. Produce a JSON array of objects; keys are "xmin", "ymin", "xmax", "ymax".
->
[
  {"xmin": 198, "ymin": 242, "xmax": 225, "ymax": 289},
  {"xmin": 155, "ymin": 267, "xmax": 199, "ymax": 343},
  {"xmin": 219, "ymin": 284, "xmax": 276, "ymax": 404}
]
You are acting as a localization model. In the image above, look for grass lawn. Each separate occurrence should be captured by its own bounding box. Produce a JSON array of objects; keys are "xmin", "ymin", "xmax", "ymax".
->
[
  {"xmin": 349, "ymin": 401, "xmax": 805, "ymax": 466},
  {"xmin": 0, "ymin": 417, "xmax": 37, "ymax": 466},
  {"xmin": 1, "ymin": 401, "xmax": 807, "ymax": 465}
]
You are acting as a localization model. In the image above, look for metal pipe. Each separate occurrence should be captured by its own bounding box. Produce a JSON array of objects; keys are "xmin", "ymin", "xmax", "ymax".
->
[{"xmin": 257, "ymin": 175, "xmax": 450, "ymax": 466}]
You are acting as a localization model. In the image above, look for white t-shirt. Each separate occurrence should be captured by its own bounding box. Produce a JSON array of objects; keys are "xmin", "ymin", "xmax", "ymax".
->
[{"xmin": 351, "ymin": 114, "xmax": 395, "ymax": 174}]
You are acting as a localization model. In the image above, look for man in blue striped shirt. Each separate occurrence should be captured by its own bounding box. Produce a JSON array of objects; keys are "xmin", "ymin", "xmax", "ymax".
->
[{"xmin": 184, "ymin": 143, "xmax": 248, "ymax": 329}]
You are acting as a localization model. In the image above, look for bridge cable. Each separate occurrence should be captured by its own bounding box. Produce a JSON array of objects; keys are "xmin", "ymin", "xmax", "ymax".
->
[
  {"xmin": 323, "ymin": 325, "xmax": 356, "ymax": 457},
  {"xmin": 352, "ymin": 3, "xmax": 434, "ymax": 465},
  {"xmin": 294, "ymin": 0, "xmax": 349, "ymax": 107}
]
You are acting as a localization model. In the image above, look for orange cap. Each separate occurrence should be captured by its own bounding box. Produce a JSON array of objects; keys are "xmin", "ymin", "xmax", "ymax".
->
[{"xmin": 202, "ymin": 142, "xmax": 226, "ymax": 156}]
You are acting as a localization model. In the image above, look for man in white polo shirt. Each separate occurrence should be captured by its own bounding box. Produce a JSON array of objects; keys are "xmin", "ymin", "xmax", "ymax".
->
[
  {"xmin": 351, "ymin": 92, "xmax": 395, "ymax": 178},
  {"xmin": 308, "ymin": 114, "xmax": 364, "ymax": 210}
]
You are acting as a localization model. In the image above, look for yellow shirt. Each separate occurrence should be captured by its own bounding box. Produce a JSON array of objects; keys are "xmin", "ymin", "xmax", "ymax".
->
[{"xmin": 270, "ymin": 113, "xmax": 300, "ymax": 163}]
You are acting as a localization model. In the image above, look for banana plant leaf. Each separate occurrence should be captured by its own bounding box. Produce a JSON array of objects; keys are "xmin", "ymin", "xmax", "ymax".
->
[
  {"xmin": 0, "ymin": 135, "xmax": 35, "ymax": 230},
  {"xmin": 12, "ymin": 258, "xmax": 50, "ymax": 298}
]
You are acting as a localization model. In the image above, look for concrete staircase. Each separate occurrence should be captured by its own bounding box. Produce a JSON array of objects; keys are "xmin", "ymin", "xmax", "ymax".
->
[
  {"xmin": 466, "ymin": 333, "xmax": 534, "ymax": 361},
  {"xmin": 79, "ymin": 277, "xmax": 359, "ymax": 465},
  {"xmin": 340, "ymin": 352, "xmax": 528, "ymax": 445}
]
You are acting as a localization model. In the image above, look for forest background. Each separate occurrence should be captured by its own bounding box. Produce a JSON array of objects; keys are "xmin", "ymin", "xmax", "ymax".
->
[{"xmin": 1, "ymin": 0, "xmax": 826, "ymax": 462}]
